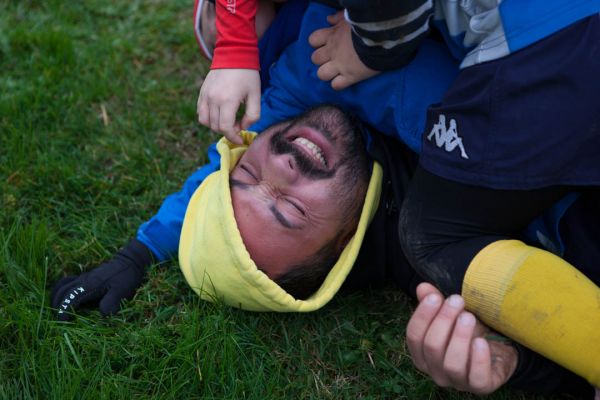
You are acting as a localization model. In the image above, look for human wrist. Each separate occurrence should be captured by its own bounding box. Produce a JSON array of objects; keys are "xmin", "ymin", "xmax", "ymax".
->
[
  {"xmin": 211, "ymin": 46, "xmax": 259, "ymax": 70},
  {"xmin": 116, "ymin": 238, "xmax": 154, "ymax": 275}
]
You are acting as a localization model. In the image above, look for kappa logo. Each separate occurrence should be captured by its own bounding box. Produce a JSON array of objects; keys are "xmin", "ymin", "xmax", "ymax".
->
[
  {"xmin": 226, "ymin": 0, "xmax": 236, "ymax": 14},
  {"xmin": 427, "ymin": 115, "xmax": 469, "ymax": 159}
]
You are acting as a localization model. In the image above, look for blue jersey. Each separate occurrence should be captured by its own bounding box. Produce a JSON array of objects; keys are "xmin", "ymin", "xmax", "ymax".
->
[
  {"xmin": 251, "ymin": 2, "xmax": 459, "ymax": 153},
  {"xmin": 138, "ymin": 1, "xmax": 587, "ymax": 265},
  {"xmin": 137, "ymin": 2, "xmax": 458, "ymax": 260},
  {"xmin": 431, "ymin": 0, "xmax": 600, "ymax": 67}
]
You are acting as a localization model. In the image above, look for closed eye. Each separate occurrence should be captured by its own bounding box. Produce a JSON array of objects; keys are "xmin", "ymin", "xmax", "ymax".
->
[
  {"xmin": 240, "ymin": 164, "xmax": 258, "ymax": 182},
  {"xmin": 284, "ymin": 197, "xmax": 306, "ymax": 216}
]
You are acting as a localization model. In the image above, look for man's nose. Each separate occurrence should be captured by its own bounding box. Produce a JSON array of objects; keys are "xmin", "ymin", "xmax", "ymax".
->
[{"xmin": 265, "ymin": 153, "xmax": 300, "ymax": 187}]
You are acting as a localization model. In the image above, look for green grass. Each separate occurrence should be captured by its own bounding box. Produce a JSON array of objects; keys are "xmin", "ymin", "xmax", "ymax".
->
[{"xmin": 0, "ymin": 1, "xmax": 569, "ymax": 399}]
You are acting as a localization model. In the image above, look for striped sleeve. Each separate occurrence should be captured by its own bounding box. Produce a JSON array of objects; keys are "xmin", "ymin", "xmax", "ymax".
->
[{"xmin": 340, "ymin": 0, "xmax": 433, "ymax": 71}]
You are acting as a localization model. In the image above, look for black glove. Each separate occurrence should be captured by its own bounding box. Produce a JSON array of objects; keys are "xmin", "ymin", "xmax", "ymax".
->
[{"xmin": 51, "ymin": 238, "xmax": 154, "ymax": 321}]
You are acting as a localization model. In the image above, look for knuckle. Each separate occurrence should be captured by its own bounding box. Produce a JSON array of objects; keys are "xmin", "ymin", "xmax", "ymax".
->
[
  {"xmin": 216, "ymin": 94, "xmax": 230, "ymax": 104},
  {"xmin": 443, "ymin": 361, "xmax": 463, "ymax": 380},
  {"xmin": 437, "ymin": 306, "xmax": 460, "ymax": 321},
  {"xmin": 245, "ymin": 112, "xmax": 259, "ymax": 121},
  {"xmin": 203, "ymin": 90, "xmax": 218, "ymax": 102},
  {"xmin": 405, "ymin": 330, "xmax": 423, "ymax": 347},
  {"xmin": 219, "ymin": 121, "xmax": 233, "ymax": 132},
  {"xmin": 199, "ymin": 89, "xmax": 211, "ymax": 100},
  {"xmin": 423, "ymin": 341, "xmax": 443, "ymax": 356},
  {"xmin": 209, "ymin": 95, "xmax": 223, "ymax": 105}
]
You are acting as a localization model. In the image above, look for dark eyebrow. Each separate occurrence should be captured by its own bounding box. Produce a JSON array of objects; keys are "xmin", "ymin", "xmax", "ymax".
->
[
  {"xmin": 230, "ymin": 178, "xmax": 250, "ymax": 189},
  {"xmin": 230, "ymin": 178, "xmax": 300, "ymax": 230},
  {"xmin": 269, "ymin": 204, "xmax": 301, "ymax": 230}
]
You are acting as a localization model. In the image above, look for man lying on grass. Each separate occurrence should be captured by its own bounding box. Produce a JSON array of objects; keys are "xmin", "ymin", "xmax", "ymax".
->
[
  {"xmin": 52, "ymin": 2, "xmax": 599, "ymax": 398},
  {"xmin": 51, "ymin": 105, "xmax": 598, "ymax": 398}
]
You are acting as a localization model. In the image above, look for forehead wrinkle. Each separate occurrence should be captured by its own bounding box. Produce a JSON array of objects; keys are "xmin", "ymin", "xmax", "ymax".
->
[{"xmin": 231, "ymin": 177, "xmax": 300, "ymax": 230}]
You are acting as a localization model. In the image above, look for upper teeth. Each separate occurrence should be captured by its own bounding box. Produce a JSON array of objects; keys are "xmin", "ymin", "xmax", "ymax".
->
[{"xmin": 293, "ymin": 137, "xmax": 327, "ymax": 167}]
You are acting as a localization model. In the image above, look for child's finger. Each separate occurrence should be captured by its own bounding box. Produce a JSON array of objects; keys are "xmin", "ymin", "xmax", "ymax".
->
[
  {"xmin": 209, "ymin": 104, "xmax": 220, "ymax": 133},
  {"xmin": 241, "ymin": 91, "xmax": 261, "ymax": 130},
  {"xmin": 331, "ymin": 74, "xmax": 351, "ymax": 91},
  {"xmin": 326, "ymin": 11, "xmax": 344, "ymax": 25},
  {"xmin": 311, "ymin": 46, "xmax": 331, "ymax": 66},
  {"xmin": 316, "ymin": 62, "xmax": 340, "ymax": 82},
  {"xmin": 197, "ymin": 96, "xmax": 210, "ymax": 127},
  {"xmin": 224, "ymin": 130, "xmax": 243, "ymax": 144},
  {"xmin": 308, "ymin": 27, "xmax": 331, "ymax": 49},
  {"xmin": 219, "ymin": 102, "xmax": 243, "ymax": 144}
]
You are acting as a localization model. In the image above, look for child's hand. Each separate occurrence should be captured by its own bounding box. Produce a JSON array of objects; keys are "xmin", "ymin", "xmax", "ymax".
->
[
  {"xmin": 308, "ymin": 11, "xmax": 378, "ymax": 91},
  {"xmin": 197, "ymin": 68, "xmax": 261, "ymax": 144}
]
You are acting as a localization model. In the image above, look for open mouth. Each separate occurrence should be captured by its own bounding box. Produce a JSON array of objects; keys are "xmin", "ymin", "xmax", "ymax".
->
[
  {"xmin": 292, "ymin": 137, "xmax": 327, "ymax": 167},
  {"xmin": 287, "ymin": 126, "xmax": 332, "ymax": 169}
]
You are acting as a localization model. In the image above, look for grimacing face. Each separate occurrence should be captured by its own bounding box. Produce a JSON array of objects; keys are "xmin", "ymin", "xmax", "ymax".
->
[{"xmin": 230, "ymin": 106, "xmax": 371, "ymax": 281}]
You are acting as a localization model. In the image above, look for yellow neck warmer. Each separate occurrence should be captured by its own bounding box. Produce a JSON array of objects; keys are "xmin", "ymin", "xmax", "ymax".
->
[{"xmin": 179, "ymin": 132, "xmax": 382, "ymax": 312}]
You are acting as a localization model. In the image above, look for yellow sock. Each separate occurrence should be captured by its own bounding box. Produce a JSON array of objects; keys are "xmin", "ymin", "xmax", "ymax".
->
[{"xmin": 462, "ymin": 240, "xmax": 600, "ymax": 386}]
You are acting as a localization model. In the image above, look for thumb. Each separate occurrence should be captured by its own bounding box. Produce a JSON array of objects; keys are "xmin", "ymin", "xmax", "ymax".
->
[
  {"xmin": 240, "ymin": 91, "xmax": 261, "ymax": 130},
  {"xmin": 224, "ymin": 129, "xmax": 245, "ymax": 145},
  {"xmin": 98, "ymin": 286, "xmax": 136, "ymax": 316}
]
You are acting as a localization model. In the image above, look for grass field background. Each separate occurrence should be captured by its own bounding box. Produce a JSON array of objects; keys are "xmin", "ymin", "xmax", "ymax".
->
[{"xmin": 0, "ymin": 1, "xmax": 569, "ymax": 398}]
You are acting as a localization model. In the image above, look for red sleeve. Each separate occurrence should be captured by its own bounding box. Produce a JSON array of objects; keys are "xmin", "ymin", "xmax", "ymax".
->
[{"xmin": 211, "ymin": 0, "xmax": 259, "ymax": 70}]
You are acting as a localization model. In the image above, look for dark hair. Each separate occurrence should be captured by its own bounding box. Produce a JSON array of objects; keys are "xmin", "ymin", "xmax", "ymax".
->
[
  {"xmin": 274, "ymin": 234, "xmax": 343, "ymax": 300},
  {"xmin": 273, "ymin": 186, "xmax": 366, "ymax": 300}
]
